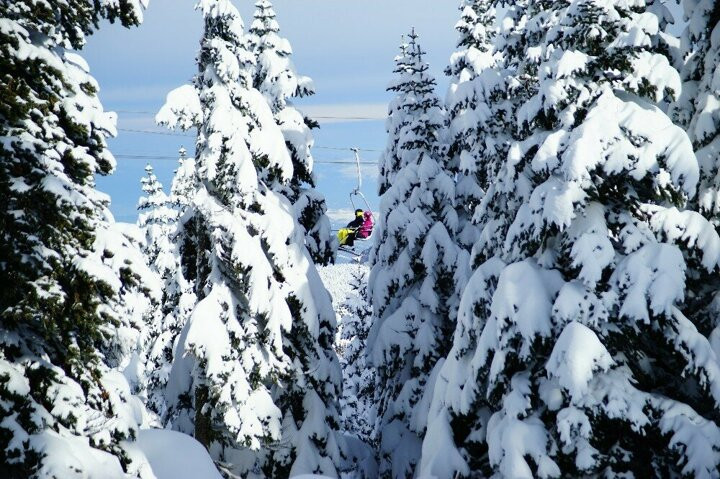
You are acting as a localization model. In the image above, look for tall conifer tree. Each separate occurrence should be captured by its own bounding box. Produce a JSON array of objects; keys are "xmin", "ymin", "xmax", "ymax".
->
[
  {"xmin": 156, "ymin": 1, "xmax": 342, "ymax": 476},
  {"xmin": 422, "ymin": 1, "xmax": 720, "ymax": 477},
  {"xmin": 136, "ymin": 161, "xmax": 196, "ymax": 418},
  {"xmin": 248, "ymin": 0, "xmax": 336, "ymax": 265},
  {"xmin": 0, "ymin": 1, "xmax": 159, "ymax": 476},
  {"xmin": 369, "ymin": 31, "xmax": 469, "ymax": 478}
]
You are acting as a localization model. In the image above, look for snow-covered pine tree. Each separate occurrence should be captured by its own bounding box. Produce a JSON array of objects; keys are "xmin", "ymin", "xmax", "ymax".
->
[
  {"xmin": 248, "ymin": 0, "xmax": 313, "ymax": 112},
  {"xmin": 156, "ymin": 1, "xmax": 342, "ymax": 476},
  {"xmin": 377, "ymin": 37, "xmax": 412, "ymax": 197},
  {"xmin": 137, "ymin": 164, "xmax": 177, "ymax": 261},
  {"xmin": 135, "ymin": 160, "xmax": 197, "ymax": 418},
  {"xmin": 420, "ymin": 1, "xmax": 720, "ymax": 477},
  {"xmin": 170, "ymin": 146, "xmax": 197, "ymax": 211},
  {"xmin": 0, "ymin": 1, "xmax": 161, "ymax": 477},
  {"xmin": 445, "ymin": 0, "xmax": 506, "ymax": 250},
  {"xmin": 337, "ymin": 269, "xmax": 376, "ymax": 445},
  {"xmin": 669, "ymin": 2, "xmax": 720, "ymax": 353},
  {"xmin": 334, "ymin": 267, "xmax": 378, "ymax": 478},
  {"xmin": 249, "ymin": 0, "xmax": 336, "ymax": 266},
  {"xmin": 368, "ymin": 30, "xmax": 469, "ymax": 478}
]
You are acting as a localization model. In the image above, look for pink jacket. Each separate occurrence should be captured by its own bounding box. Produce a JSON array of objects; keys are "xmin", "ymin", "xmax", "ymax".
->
[{"xmin": 357, "ymin": 212, "xmax": 374, "ymax": 239}]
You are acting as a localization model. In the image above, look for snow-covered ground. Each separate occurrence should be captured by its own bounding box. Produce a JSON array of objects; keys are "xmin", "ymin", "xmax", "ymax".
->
[
  {"xmin": 318, "ymin": 262, "xmax": 370, "ymax": 310},
  {"xmin": 125, "ymin": 429, "xmax": 222, "ymax": 479}
]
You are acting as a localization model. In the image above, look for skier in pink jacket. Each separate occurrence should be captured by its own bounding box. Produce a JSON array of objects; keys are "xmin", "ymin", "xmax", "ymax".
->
[{"xmin": 356, "ymin": 211, "xmax": 374, "ymax": 240}]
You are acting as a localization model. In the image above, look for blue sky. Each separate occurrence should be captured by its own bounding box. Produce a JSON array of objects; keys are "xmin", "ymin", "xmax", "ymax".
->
[{"xmin": 84, "ymin": 0, "xmax": 459, "ymax": 223}]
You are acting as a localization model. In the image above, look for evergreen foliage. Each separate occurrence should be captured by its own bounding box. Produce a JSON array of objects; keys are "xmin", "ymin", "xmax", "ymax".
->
[
  {"xmin": 137, "ymin": 164, "xmax": 177, "ymax": 263},
  {"xmin": 335, "ymin": 268, "xmax": 379, "ymax": 478},
  {"xmin": 156, "ymin": 1, "xmax": 342, "ymax": 476},
  {"xmin": 421, "ymin": 1, "xmax": 720, "ymax": 477},
  {"xmin": 369, "ymin": 30, "xmax": 470, "ymax": 478},
  {"xmin": 445, "ymin": 0, "xmax": 506, "ymax": 250},
  {"xmin": 249, "ymin": 0, "xmax": 336, "ymax": 266},
  {"xmin": 668, "ymin": 0, "xmax": 720, "ymax": 430},
  {"xmin": 0, "ymin": 1, "xmax": 158, "ymax": 477},
  {"xmin": 3, "ymin": 1, "xmax": 720, "ymax": 478},
  {"xmin": 337, "ymin": 269, "xmax": 376, "ymax": 445},
  {"xmin": 135, "ymin": 159, "xmax": 196, "ymax": 419}
]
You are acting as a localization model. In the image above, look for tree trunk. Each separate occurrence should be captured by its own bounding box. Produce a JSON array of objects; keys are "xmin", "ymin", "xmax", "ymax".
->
[{"xmin": 195, "ymin": 385, "xmax": 212, "ymax": 448}]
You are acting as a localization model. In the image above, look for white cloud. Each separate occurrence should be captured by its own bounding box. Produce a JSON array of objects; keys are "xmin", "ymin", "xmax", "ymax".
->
[
  {"xmin": 99, "ymin": 84, "xmax": 181, "ymax": 106},
  {"xmin": 337, "ymin": 163, "xmax": 379, "ymax": 181},
  {"xmin": 326, "ymin": 208, "xmax": 379, "ymax": 225},
  {"xmin": 326, "ymin": 208, "xmax": 358, "ymax": 222},
  {"xmin": 299, "ymin": 103, "xmax": 387, "ymax": 124}
]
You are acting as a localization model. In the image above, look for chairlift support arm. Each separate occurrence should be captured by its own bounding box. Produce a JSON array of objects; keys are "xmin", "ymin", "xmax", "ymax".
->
[{"xmin": 349, "ymin": 147, "xmax": 374, "ymax": 219}]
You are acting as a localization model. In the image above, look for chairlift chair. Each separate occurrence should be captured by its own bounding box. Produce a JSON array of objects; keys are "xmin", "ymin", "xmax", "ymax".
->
[
  {"xmin": 337, "ymin": 148, "xmax": 376, "ymax": 259},
  {"xmin": 348, "ymin": 148, "xmax": 376, "ymax": 241}
]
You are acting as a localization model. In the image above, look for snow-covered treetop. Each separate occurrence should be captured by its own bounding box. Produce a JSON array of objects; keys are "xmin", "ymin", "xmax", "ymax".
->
[
  {"xmin": 527, "ymin": 0, "xmax": 682, "ymax": 119},
  {"xmin": 448, "ymin": 0, "xmax": 498, "ymax": 81},
  {"xmin": 138, "ymin": 164, "xmax": 176, "ymax": 231},
  {"xmin": 396, "ymin": 31, "xmax": 446, "ymax": 157},
  {"xmin": 139, "ymin": 164, "xmax": 166, "ymax": 209},
  {"xmin": 248, "ymin": 0, "xmax": 314, "ymax": 112},
  {"xmin": 456, "ymin": 0, "xmax": 496, "ymax": 49},
  {"xmin": 170, "ymin": 147, "xmax": 198, "ymax": 210},
  {"xmin": 496, "ymin": 0, "xmax": 700, "ymax": 265},
  {"xmin": 249, "ymin": 0, "xmax": 281, "ymax": 41},
  {"xmin": 379, "ymin": 30, "xmax": 446, "ymax": 195},
  {"xmin": 157, "ymin": 0, "xmax": 292, "ymax": 196},
  {"xmin": 196, "ymin": 0, "xmax": 255, "ymax": 88}
]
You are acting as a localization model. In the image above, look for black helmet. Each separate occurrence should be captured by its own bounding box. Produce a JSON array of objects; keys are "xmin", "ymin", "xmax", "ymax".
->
[{"xmin": 355, "ymin": 209, "xmax": 364, "ymax": 216}]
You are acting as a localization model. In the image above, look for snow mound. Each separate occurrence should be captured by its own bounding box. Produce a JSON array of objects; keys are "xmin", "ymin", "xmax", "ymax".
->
[
  {"xmin": 131, "ymin": 429, "xmax": 222, "ymax": 479},
  {"xmin": 547, "ymin": 322, "xmax": 613, "ymax": 401}
]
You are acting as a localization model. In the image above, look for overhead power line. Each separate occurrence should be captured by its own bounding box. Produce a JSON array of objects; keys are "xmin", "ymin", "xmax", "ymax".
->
[
  {"xmin": 115, "ymin": 110, "xmax": 155, "ymax": 115},
  {"xmin": 314, "ymin": 146, "xmax": 381, "ymax": 153},
  {"xmin": 316, "ymin": 160, "xmax": 378, "ymax": 165},
  {"xmin": 312, "ymin": 116, "xmax": 383, "ymax": 121},
  {"xmin": 114, "ymin": 128, "xmax": 382, "ymax": 152},
  {"xmin": 114, "ymin": 154, "xmax": 378, "ymax": 165},
  {"xmin": 115, "ymin": 110, "xmax": 385, "ymax": 121}
]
